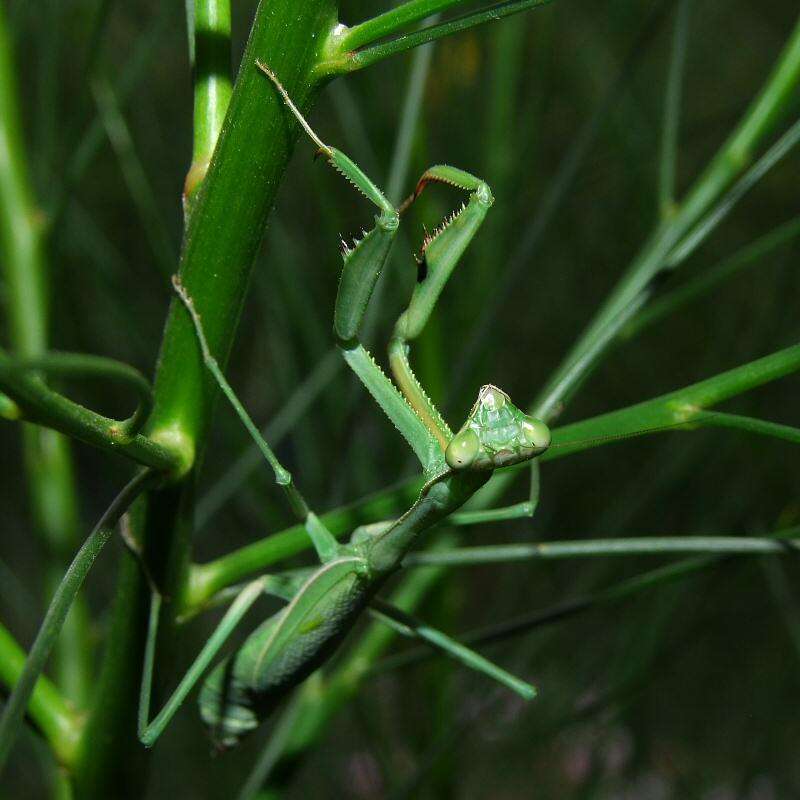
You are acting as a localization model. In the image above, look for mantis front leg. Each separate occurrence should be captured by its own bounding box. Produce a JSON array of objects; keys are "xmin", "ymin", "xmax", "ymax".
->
[
  {"xmin": 389, "ymin": 166, "xmax": 494, "ymax": 450},
  {"xmin": 259, "ymin": 64, "xmax": 494, "ymax": 474}
]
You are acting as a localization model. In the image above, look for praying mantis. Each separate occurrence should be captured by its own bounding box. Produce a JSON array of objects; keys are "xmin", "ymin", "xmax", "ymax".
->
[{"xmin": 136, "ymin": 60, "xmax": 553, "ymax": 750}]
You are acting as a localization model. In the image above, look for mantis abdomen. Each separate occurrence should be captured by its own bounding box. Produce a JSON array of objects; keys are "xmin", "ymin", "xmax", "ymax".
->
[{"xmin": 198, "ymin": 557, "xmax": 378, "ymax": 748}]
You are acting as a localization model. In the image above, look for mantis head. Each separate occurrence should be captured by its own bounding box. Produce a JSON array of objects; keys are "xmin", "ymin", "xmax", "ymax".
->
[{"xmin": 445, "ymin": 385, "xmax": 551, "ymax": 471}]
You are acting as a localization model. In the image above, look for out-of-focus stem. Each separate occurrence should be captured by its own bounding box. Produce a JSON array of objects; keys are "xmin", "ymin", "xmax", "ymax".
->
[
  {"xmin": 0, "ymin": 623, "xmax": 81, "ymax": 767},
  {"xmin": 184, "ymin": 0, "xmax": 233, "ymax": 201},
  {"xmin": 0, "ymin": 3, "xmax": 91, "ymax": 712}
]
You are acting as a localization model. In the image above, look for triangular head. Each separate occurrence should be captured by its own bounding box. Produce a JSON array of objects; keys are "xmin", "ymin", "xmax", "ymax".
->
[{"xmin": 445, "ymin": 385, "xmax": 551, "ymax": 470}]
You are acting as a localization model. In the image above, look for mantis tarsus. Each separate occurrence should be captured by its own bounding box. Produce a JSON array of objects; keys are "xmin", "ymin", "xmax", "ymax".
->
[{"xmin": 136, "ymin": 60, "xmax": 552, "ymax": 750}]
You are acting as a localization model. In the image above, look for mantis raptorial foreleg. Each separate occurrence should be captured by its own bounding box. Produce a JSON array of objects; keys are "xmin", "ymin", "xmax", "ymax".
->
[
  {"xmin": 389, "ymin": 167, "xmax": 494, "ymax": 450},
  {"xmin": 259, "ymin": 63, "xmax": 502, "ymax": 476},
  {"xmin": 257, "ymin": 62, "xmax": 441, "ymax": 474}
]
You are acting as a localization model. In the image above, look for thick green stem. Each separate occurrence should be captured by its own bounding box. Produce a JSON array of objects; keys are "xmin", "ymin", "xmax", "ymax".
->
[
  {"xmin": 0, "ymin": 4, "xmax": 92, "ymax": 715},
  {"xmin": 0, "ymin": 358, "xmax": 182, "ymax": 473},
  {"xmin": 145, "ymin": 3, "xmax": 338, "ymax": 458},
  {"xmin": 542, "ymin": 341, "xmax": 800, "ymax": 460},
  {"xmin": 70, "ymin": 3, "xmax": 339, "ymax": 796}
]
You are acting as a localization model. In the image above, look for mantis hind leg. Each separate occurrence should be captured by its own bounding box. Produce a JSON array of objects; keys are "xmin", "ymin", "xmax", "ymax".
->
[
  {"xmin": 138, "ymin": 578, "xmax": 270, "ymax": 748},
  {"xmin": 369, "ymin": 598, "xmax": 535, "ymax": 700}
]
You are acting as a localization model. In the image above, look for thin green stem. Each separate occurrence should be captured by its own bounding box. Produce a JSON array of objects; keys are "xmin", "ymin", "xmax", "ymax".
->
[
  {"xmin": 658, "ymin": 0, "xmax": 690, "ymax": 217},
  {"xmin": 533, "ymin": 15, "xmax": 800, "ymax": 420},
  {"xmin": 0, "ymin": 351, "xmax": 153, "ymax": 437},
  {"xmin": 404, "ymin": 532, "xmax": 800, "ymax": 567},
  {"xmin": 623, "ymin": 214, "xmax": 800, "ymax": 338},
  {"xmin": 326, "ymin": 0, "xmax": 556, "ymax": 74},
  {"xmin": 340, "ymin": 1, "xmax": 467, "ymax": 51},
  {"xmin": 701, "ymin": 412, "xmax": 800, "ymax": 446},
  {"xmin": 0, "ymin": 354, "xmax": 185, "ymax": 473},
  {"xmin": 542, "ymin": 341, "xmax": 800, "ymax": 460},
  {"xmin": 665, "ymin": 115, "xmax": 800, "ymax": 270},
  {"xmin": 373, "ymin": 556, "xmax": 719, "ymax": 675},
  {"xmin": 0, "ymin": 469, "xmax": 156, "ymax": 774},
  {"xmin": 0, "ymin": 623, "xmax": 80, "ymax": 767},
  {"xmin": 185, "ymin": 0, "xmax": 232, "ymax": 200},
  {"xmin": 90, "ymin": 76, "xmax": 177, "ymax": 279}
]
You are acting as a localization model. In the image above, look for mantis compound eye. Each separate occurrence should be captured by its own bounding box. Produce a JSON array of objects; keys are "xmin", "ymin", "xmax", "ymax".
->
[
  {"xmin": 521, "ymin": 416, "xmax": 551, "ymax": 454},
  {"xmin": 445, "ymin": 429, "xmax": 480, "ymax": 469}
]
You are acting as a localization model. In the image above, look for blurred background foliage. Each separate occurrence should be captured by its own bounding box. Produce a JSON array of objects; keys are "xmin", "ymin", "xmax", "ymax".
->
[{"xmin": 1, "ymin": 0, "xmax": 799, "ymax": 797}]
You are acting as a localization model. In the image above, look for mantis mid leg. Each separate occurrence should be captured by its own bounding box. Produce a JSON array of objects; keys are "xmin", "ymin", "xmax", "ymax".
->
[
  {"xmin": 451, "ymin": 462, "xmax": 541, "ymax": 526},
  {"xmin": 173, "ymin": 276, "xmax": 340, "ymax": 564},
  {"xmin": 369, "ymin": 599, "xmax": 536, "ymax": 700}
]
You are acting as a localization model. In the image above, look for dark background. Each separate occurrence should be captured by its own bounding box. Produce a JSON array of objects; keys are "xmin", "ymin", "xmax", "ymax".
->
[{"xmin": 1, "ymin": 1, "xmax": 799, "ymax": 797}]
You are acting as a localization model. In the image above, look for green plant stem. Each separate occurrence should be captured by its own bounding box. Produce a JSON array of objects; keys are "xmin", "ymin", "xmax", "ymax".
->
[
  {"xmin": 326, "ymin": 0, "xmax": 556, "ymax": 74},
  {"xmin": 0, "ymin": 623, "xmax": 80, "ymax": 767},
  {"xmin": 340, "ymin": 0, "xmax": 468, "ymax": 51},
  {"xmin": 404, "ymin": 533, "xmax": 800, "ymax": 567},
  {"xmin": 185, "ymin": 477, "xmax": 424, "ymax": 612},
  {"xmin": 541, "ymin": 341, "xmax": 800, "ymax": 460},
  {"xmin": 0, "ymin": 469, "xmax": 155, "ymax": 775},
  {"xmin": 184, "ymin": 0, "xmax": 232, "ymax": 200},
  {"xmin": 701, "ymin": 412, "xmax": 800, "ymax": 445},
  {"xmin": 623, "ymin": 215, "xmax": 800, "ymax": 338},
  {"xmin": 0, "ymin": 351, "xmax": 153, "ymax": 437},
  {"xmin": 144, "ymin": 2, "xmax": 338, "ymax": 461},
  {"xmin": 0, "ymin": 356, "xmax": 182, "ymax": 473},
  {"xmin": 665, "ymin": 116, "xmax": 800, "ymax": 270},
  {"xmin": 0, "ymin": 3, "xmax": 92, "ymax": 715},
  {"xmin": 533, "ymin": 14, "xmax": 800, "ymax": 420},
  {"xmin": 188, "ymin": 341, "xmax": 800, "ymax": 602},
  {"xmin": 71, "ymin": 4, "xmax": 340, "ymax": 796},
  {"xmin": 658, "ymin": 0, "xmax": 690, "ymax": 216},
  {"xmin": 373, "ymin": 555, "xmax": 719, "ymax": 676}
]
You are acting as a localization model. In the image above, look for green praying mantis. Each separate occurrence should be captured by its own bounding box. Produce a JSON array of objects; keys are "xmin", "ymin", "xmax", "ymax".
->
[{"xmin": 136, "ymin": 60, "xmax": 553, "ymax": 750}]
